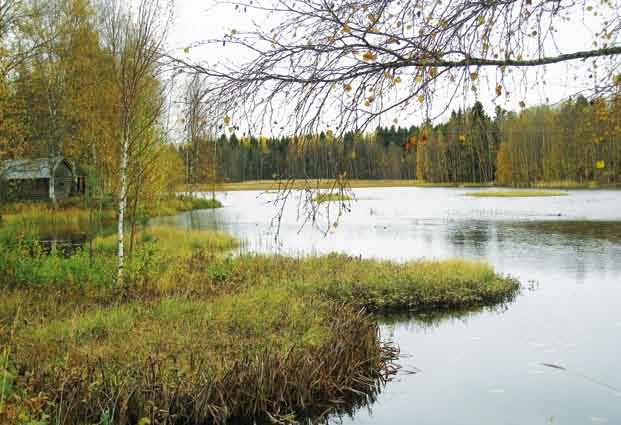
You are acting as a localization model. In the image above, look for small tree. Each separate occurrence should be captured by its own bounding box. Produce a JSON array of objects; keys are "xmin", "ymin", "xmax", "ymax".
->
[{"xmin": 99, "ymin": 0, "xmax": 171, "ymax": 285}]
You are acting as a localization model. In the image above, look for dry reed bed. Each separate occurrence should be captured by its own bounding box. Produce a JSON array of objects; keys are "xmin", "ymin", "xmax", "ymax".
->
[{"xmin": 5, "ymin": 289, "xmax": 397, "ymax": 425}]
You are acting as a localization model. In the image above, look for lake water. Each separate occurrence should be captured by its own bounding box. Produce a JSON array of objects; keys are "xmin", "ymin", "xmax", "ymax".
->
[{"xmin": 152, "ymin": 187, "xmax": 621, "ymax": 424}]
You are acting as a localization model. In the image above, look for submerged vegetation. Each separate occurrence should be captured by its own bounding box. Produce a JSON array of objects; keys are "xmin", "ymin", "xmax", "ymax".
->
[
  {"xmin": 465, "ymin": 190, "xmax": 568, "ymax": 198},
  {"xmin": 514, "ymin": 220, "xmax": 621, "ymax": 244}
]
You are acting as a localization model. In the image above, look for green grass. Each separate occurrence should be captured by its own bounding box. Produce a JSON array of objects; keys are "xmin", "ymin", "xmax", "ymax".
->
[
  {"xmin": 0, "ymin": 195, "xmax": 222, "ymax": 225},
  {"xmin": 465, "ymin": 190, "xmax": 568, "ymax": 197},
  {"xmin": 0, "ymin": 224, "xmax": 238, "ymax": 289},
  {"xmin": 93, "ymin": 225, "xmax": 238, "ymax": 258},
  {"xmin": 190, "ymin": 255, "xmax": 520, "ymax": 314},
  {"xmin": 0, "ymin": 250, "xmax": 517, "ymax": 424},
  {"xmin": 313, "ymin": 192, "xmax": 353, "ymax": 203},
  {"xmin": 1, "ymin": 203, "xmax": 114, "ymax": 227},
  {"xmin": 146, "ymin": 195, "xmax": 222, "ymax": 217},
  {"xmin": 532, "ymin": 180, "xmax": 602, "ymax": 189}
]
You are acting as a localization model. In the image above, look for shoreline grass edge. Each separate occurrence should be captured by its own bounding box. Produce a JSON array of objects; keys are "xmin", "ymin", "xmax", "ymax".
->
[{"xmin": 1, "ymin": 219, "xmax": 520, "ymax": 424}]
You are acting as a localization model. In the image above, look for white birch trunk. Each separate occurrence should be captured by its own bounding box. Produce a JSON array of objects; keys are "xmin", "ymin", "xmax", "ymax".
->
[
  {"xmin": 49, "ymin": 174, "xmax": 56, "ymax": 203},
  {"xmin": 48, "ymin": 159, "xmax": 56, "ymax": 204},
  {"xmin": 117, "ymin": 132, "xmax": 129, "ymax": 285}
]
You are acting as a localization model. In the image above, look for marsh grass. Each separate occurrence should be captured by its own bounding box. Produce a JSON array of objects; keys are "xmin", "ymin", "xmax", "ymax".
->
[
  {"xmin": 465, "ymin": 190, "xmax": 568, "ymax": 197},
  {"xmin": 0, "ymin": 195, "xmax": 221, "ymax": 228},
  {"xmin": 532, "ymin": 180, "xmax": 602, "ymax": 189},
  {"xmin": 0, "ymin": 223, "xmax": 238, "ymax": 289},
  {"xmin": 313, "ymin": 193, "xmax": 354, "ymax": 203},
  {"xmin": 0, "ymin": 250, "xmax": 518, "ymax": 424},
  {"xmin": 188, "ymin": 179, "xmax": 620, "ymax": 192},
  {"xmin": 0, "ymin": 202, "xmax": 519, "ymax": 424},
  {"xmin": 93, "ymin": 226, "xmax": 238, "ymax": 257},
  {"xmin": 9, "ymin": 288, "xmax": 396, "ymax": 425},
  {"xmin": 182, "ymin": 179, "xmax": 493, "ymax": 192},
  {"xmin": 175, "ymin": 254, "xmax": 520, "ymax": 314},
  {"xmin": 1, "ymin": 204, "xmax": 114, "ymax": 227},
  {"xmin": 146, "ymin": 196, "xmax": 222, "ymax": 217}
]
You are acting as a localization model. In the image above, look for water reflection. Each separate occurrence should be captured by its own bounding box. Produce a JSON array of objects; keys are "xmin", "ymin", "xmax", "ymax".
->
[{"xmin": 10, "ymin": 219, "xmax": 113, "ymax": 256}]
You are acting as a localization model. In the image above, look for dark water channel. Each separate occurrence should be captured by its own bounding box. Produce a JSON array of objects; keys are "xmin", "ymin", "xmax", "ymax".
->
[{"xmin": 152, "ymin": 187, "xmax": 621, "ymax": 424}]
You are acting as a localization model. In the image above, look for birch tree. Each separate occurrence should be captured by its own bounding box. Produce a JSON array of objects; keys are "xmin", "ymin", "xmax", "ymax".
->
[
  {"xmin": 182, "ymin": 73, "xmax": 211, "ymax": 195},
  {"xmin": 99, "ymin": 0, "xmax": 171, "ymax": 285}
]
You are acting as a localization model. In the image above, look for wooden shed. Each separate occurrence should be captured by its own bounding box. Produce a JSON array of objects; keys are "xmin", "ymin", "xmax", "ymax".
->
[{"xmin": 0, "ymin": 157, "xmax": 75, "ymax": 202}]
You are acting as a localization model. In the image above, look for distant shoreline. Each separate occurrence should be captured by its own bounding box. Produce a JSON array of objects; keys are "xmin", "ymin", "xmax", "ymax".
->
[{"xmin": 181, "ymin": 179, "xmax": 621, "ymax": 192}]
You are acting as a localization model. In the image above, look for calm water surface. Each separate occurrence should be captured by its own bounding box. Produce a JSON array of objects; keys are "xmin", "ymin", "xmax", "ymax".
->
[{"xmin": 153, "ymin": 188, "xmax": 621, "ymax": 424}]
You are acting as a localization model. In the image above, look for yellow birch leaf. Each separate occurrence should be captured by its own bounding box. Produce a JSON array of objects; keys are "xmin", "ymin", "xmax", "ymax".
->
[{"xmin": 362, "ymin": 51, "xmax": 377, "ymax": 62}]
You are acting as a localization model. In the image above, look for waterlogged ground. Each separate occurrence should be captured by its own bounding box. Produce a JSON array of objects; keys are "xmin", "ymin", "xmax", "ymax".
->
[{"xmin": 152, "ymin": 188, "xmax": 621, "ymax": 424}]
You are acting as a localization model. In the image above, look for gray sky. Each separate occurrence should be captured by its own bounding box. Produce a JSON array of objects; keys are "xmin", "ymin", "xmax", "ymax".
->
[{"xmin": 166, "ymin": 1, "xmax": 617, "ymax": 133}]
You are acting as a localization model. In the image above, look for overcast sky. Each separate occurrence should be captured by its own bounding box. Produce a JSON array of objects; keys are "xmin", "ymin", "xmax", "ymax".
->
[{"xmin": 164, "ymin": 1, "xmax": 617, "ymax": 133}]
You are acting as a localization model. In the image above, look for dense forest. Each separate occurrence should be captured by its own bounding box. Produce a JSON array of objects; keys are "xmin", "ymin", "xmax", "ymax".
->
[
  {"xmin": 196, "ymin": 97, "xmax": 621, "ymax": 186},
  {"xmin": 2, "ymin": 1, "xmax": 621, "ymax": 196}
]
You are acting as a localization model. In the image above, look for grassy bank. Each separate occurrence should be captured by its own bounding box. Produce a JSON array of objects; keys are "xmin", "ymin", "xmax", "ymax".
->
[
  {"xmin": 1, "ymin": 251, "xmax": 516, "ymax": 424},
  {"xmin": 146, "ymin": 196, "xmax": 222, "ymax": 217},
  {"xmin": 6, "ymin": 288, "xmax": 393, "ymax": 425},
  {"xmin": 182, "ymin": 179, "xmax": 621, "ymax": 193},
  {"xmin": 183, "ymin": 179, "xmax": 493, "ymax": 192},
  {"xmin": 0, "ymin": 195, "xmax": 222, "ymax": 227},
  {"xmin": 172, "ymin": 255, "xmax": 520, "ymax": 314},
  {"xmin": 465, "ymin": 190, "xmax": 568, "ymax": 197},
  {"xmin": 0, "ymin": 206, "xmax": 519, "ymax": 424},
  {"xmin": 531, "ymin": 180, "xmax": 621, "ymax": 189}
]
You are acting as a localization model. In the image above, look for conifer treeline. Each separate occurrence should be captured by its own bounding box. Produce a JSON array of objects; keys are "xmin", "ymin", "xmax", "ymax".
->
[{"xmin": 196, "ymin": 97, "xmax": 621, "ymax": 186}]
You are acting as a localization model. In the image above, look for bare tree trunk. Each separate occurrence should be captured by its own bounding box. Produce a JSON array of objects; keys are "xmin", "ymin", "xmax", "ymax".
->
[{"xmin": 117, "ymin": 131, "xmax": 129, "ymax": 285}]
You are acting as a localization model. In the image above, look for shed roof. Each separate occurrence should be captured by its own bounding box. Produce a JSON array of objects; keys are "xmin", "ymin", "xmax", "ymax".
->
[{"xmin": 1, "ymin": 157, "xmax": 70, "ymax": 180}]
